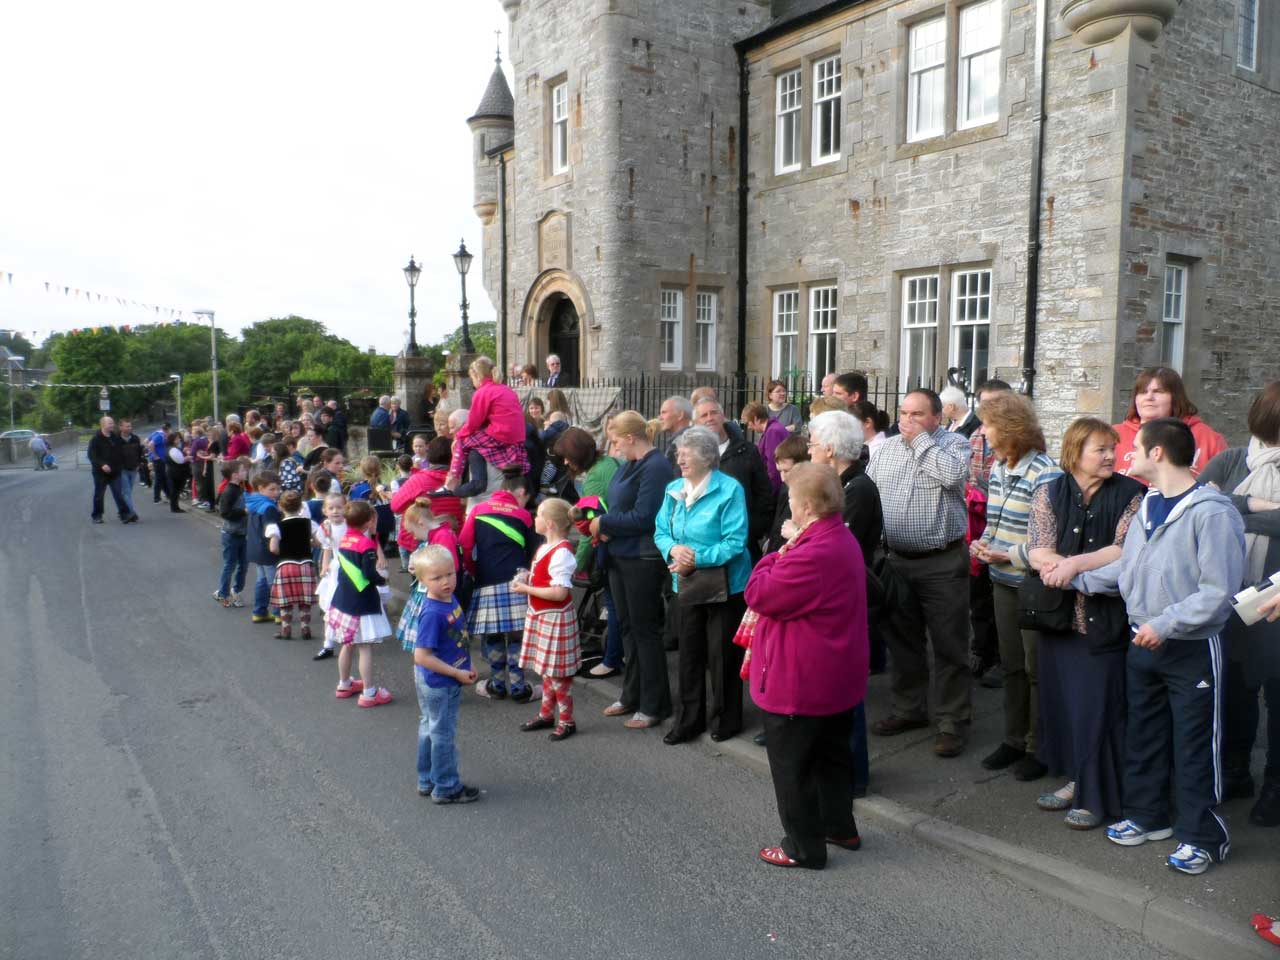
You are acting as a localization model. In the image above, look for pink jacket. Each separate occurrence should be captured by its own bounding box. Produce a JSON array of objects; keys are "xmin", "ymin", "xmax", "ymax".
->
[
  {"xmin": 1113, "ymin": 414, "xmax": 1227, "ymax": 483},
  {"xmin": 746, "ymin": 513, "xmax": 869, "ymax": 717},
  {"xmin": 457, "ymin": 380, "xmax": 525, "ymax": 447}
]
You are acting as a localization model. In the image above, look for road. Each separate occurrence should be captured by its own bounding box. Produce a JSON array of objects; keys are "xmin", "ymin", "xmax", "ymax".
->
[{"xmin": 0, "ymin": 465, "xmax": 1179, "ymax": 960}]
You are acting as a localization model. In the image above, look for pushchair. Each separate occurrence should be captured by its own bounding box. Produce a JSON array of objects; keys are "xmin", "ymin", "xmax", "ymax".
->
[{"xmin": 41, "ymin": 451, "xmax": 58, "ymax": 470}]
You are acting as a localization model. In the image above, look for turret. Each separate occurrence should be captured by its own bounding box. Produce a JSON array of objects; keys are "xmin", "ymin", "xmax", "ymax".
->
[{"xmin": 467, "ymin": 50, "xmax": 515, "ymax": 224}]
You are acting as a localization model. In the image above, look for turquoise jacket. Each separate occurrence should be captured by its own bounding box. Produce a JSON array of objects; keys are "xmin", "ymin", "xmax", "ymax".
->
[{"xmin": 653, "ymin": 469, "xmax": 752, "ymax": 596}]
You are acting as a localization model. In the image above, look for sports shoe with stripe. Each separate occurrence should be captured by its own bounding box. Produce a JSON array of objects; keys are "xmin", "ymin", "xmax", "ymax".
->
[
  {"xmin": 1105, "ymin": 819, "xmax": 1174, "ymax": 846},
  {"xmin": 1167, "ymin": 843, "xmax": 1213, "ymax": 875}
]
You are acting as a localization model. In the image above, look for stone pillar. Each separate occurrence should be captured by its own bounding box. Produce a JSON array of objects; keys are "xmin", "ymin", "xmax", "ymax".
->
[
  {"xmin": 393, "ymin": 354, "xmax": 435, "ymax": 428},
  {"xmin": 445, "ymin": 352, "xmax": 479, "ymax": 408}
]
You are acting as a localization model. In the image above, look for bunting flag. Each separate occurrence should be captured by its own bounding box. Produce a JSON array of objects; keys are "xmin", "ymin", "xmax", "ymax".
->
[
  {"xmin": 0, "ymin": 269, "xmax": 196, "ymax": 325},
  {"xmin": 23, "ymin": 379, "xmax": 179, "ymax": 389}
]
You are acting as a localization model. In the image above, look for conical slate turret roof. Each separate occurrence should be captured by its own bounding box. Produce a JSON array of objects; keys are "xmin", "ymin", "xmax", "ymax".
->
[{"xmin": 469, "ymin": 55, "xmax": 514, "ymax": 123}]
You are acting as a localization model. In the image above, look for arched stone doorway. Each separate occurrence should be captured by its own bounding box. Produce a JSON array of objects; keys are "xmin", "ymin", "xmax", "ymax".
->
[{"xmin": 548, "ymin": 298, "xmax": 580, "ymax": 386}]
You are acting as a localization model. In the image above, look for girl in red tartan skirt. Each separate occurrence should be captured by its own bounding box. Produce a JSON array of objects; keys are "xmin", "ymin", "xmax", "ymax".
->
[
  {"xmin": 513, "ymin": 498, "xmax": 581, "ymax": 741},
  {"xmin": 327, "ymin": 500, "xmax": 394, "ymax": 707},
  {"xmin": 267, "ymin": 490, "xmax": 321, "ymax": 640}
]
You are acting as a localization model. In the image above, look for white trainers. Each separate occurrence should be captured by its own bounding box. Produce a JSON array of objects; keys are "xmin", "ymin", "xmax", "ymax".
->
[
  {"xmin": 1106, "ymin": 819, "xmax": 1174, "ymax": 847},
  {"xmin": 1167, "ymin": 843, "xmax": 1212, "ymax": 875}
]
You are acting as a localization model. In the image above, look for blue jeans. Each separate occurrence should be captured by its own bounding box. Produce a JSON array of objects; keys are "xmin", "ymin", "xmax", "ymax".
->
[
  {"xmin": 220, "ymin": 532, "xmax": 248, "ymax": 598},
  {"xmin": 253, "ymin": 562, "xmax": 277, "ymax": 616},
  {"xmin": 118, "ymin": 468, "xmax": 138, "ymax": 515},
  {"xmin": 482, "ymin": 633, "xmax": 527, "ymax": 695},
  {"xmin": 850, "ymin": 702, "xmax": 869, "ymax": 793},
  {"xmin": 602, "ymin": 586, "xmax": 624, "ymax": 669},
  {"xmin": 416, "ymin": 679, "xmax": 462, "ymax": 797}
]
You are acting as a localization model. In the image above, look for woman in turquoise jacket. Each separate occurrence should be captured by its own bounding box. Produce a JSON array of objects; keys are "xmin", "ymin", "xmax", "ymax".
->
[{"xmin": 654, "ymin": 425, "xmax": 752, "ymax": 745}]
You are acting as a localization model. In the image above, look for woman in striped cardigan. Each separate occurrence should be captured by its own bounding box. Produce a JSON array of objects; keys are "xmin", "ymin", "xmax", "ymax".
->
[{"xmin": 970, "ymin": 391, "xmax": 1062, "ymax": 782}]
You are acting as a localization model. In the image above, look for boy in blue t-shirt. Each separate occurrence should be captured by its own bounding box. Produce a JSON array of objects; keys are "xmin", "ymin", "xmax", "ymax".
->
[{"xmin": 412, "ymin": 543, "xmax": 480, "ymax": 805}]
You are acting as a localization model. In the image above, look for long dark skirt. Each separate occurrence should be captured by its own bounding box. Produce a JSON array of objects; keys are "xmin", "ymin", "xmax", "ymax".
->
[{"xmin": 1037, "ymin": 631, "xmax": 1126, "ymax": 818}]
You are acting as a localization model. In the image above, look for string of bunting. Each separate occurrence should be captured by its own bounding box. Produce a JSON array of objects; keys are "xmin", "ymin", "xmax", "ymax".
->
[
  {"xmin": 0, "ymin": 268, "xmax": 189, "ymax": 324},
  {"xmin": 21, "ymin": 380, "xmax": 179, "ymax": 389}
]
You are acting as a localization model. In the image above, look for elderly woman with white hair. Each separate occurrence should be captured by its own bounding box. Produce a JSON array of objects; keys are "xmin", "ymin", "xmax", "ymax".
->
[
  {"xmin": 653, "ymin": 425, "xmax": 752, "ymax": 744},
  {"xmin": 941, "ymin": 384, "xmax": 980, "ymax": 437}
]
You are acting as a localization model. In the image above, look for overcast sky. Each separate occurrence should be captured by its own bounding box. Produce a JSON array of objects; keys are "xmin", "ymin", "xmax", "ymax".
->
[{"xmin": 0, "ymin": 1, "xmax": 510, "ymax": 356}]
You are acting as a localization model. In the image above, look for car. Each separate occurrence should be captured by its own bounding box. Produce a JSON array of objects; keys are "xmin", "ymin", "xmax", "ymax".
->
[{"xmin": 0, "ymin": 429, "xmax": 36, "ymax": 441}]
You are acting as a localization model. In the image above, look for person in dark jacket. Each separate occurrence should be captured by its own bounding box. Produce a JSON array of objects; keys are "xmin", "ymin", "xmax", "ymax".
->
[
  {"xmin": 117, "ymin": 419, "xmax": 144, "ymax": 518},
  {"xmin": 694, "ymin": 397, "xmax": 774, "ymax": 561},
  {"xmin": 765, "ymin": 434, "xmax": 811, "ymax": 554},
  {"xmin": 590, "ymin": 410, "xmax": 675, "ymax": 729},
  {"xmin": 1199, "ymin": 381, "xmax": 1280, "ymax": 827},
  {"xmin": 88, "ymin": 416, "xmax": 134, "ymax": 524},
  {"xmin": 1027, "ymin": 418, "xmax": 1144, "ymax": 830},
  {"xmin": 245, "ymin": 470, "xmax": 283, "ymax": 622},
  {"xmin": 215, "ymin": 459, "xmax": 250, "ymax": 606}
]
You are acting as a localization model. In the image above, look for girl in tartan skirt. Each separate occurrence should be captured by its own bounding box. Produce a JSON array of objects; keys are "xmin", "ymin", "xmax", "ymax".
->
[
  {"xmin": 326, "ymin": 500, "xmax": 394, "ymax": 708},
  {"xmin": 397, "ymin": 498, "xmax": 461, "ymax": 652},
  {"xmin": 313, "ymin": 491, "xmax": 347, "ymax": 660},
  {"xmin": 267, "ymin": 491, "xmax": 321, "ymax": 640},
  {"xmin": 513, "ymin": 498, "xmax": 581, "ymax": 741}
]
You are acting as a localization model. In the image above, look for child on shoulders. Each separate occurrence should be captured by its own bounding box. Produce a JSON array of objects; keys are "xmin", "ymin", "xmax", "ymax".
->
[{"xmin": 443, "ymin": 356, "xmax": 528, "ymax": 491}]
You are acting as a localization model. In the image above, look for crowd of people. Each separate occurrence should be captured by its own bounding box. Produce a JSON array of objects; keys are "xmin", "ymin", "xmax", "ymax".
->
[{"xmin": 82, "ymin": 358, "xmax": 1280, "ymax": 910}]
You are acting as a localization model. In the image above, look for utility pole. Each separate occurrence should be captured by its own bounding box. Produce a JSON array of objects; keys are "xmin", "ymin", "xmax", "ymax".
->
[{"xmin": 194, "ymin": 310, "xmax": 218, "ymax": 421}]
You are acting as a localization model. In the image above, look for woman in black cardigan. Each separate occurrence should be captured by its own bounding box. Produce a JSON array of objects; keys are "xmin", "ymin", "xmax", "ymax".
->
[{"xmin": 1027, "ymin": 418, "xmax": 1143, "ymax": 830}]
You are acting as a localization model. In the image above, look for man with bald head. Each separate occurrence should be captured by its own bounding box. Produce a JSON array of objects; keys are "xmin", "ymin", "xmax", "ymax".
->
[
  {"xmin": 88, "ymin": 416, "xmax": 135, "ymax": 524},
  {"xmin": 694, "ymin": 397, "xmax": 773, "ymax": 561}
]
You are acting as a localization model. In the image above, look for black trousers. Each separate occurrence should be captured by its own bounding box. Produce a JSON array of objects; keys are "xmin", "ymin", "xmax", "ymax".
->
[
  {"xmin": 91, "ymin": 471, "xmax": 129, "ymax": 520},
  {"xmin": 166, "ymin": 463, "xmax": 187, "ymax": 511},
  {"xmin": 1124, "ymin": 636, "xmax": 1229, "ymax": 858},
  {"xmin": 608, "ymin": 555, "xmax": 672, "ymax": 720},
  {"xmin": 151, "ymin": 458, "xmax": 170, "ymax": 503},
  {"xmin": 969, "ymin": 565, "xmax": 999, "ymax": 667},
  {"xmin": 762, "ymin": 707, "xmax": 858, "ymax": 867},
  {"xmin": 673, "ymin": 593, "xmax": 746, "ymax": 738},
  {"xmin": 1223, "ymin": 660, "xmax": 1280, "ymax": 781}
]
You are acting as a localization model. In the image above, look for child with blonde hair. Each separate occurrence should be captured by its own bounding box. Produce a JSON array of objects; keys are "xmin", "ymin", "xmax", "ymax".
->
[
  {"xmin": 327, "ymin": 500, "xmax": 393, "ymax": 706},
  {"xmin": 313, "ymin": 490, "xmax": 348, "ymax": 661},
  {"xmin": 396, "ymin": 498, "xmax": 461, "ymax": 654},
  {"xmin": 513, "ymin": 497, "xmax": 581, "ymax": 741}
]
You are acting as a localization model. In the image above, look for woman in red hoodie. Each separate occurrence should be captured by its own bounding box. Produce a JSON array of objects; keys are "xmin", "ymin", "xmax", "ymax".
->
[
  {"xmin": 747, "ymin": 462, "xmax": 868, "ymax": 870},
  {"xmin": 1113, "ymin": 367, "xmax": 1226, "ymax": 482}
]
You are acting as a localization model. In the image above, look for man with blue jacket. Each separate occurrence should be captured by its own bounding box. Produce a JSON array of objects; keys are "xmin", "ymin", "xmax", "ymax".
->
[{"xmin": 1074, "ymin": 417, "xmax": 1245, "ymax": 876}]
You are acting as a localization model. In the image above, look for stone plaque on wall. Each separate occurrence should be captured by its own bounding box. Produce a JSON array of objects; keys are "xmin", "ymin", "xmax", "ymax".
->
[{"xmin": 538, "ymin": 211, "xmax": 571, "ymax": 272}]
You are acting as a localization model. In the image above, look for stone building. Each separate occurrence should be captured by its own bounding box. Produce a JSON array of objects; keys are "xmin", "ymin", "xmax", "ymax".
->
[{"xmin": 468, "ymin": 0, "xmax": 1279, "ymax": 437}]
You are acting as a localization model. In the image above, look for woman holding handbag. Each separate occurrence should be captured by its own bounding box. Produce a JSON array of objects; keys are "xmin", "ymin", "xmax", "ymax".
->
[
  {"xmin": 653, "ymin": 426, "xmax": 752, "ymax": 745},
  {"xmin": 1026, "ymin": 418, "xmax": 1143, "ymax": 829},
  {"xmin": 970, "ymin": 392, "xmax": 1061, "ymax": 781}
]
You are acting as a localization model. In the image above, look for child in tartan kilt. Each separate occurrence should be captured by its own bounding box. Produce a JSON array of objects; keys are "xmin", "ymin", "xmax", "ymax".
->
[
  {"xmin": 267, "ymin": 490, "xmax": 321, "ymax": 640},
  {"xmin": 327, "ymin": 499, "xmax": 393, "ymax": 707},
  {"xmin": 513, "ymin": 498, "xmax": 581, "ymax": 741},
  {"xmin": 397, "ymin": 498, "xmax": 461, "ymax": 653},
  {"xmin": 443, "ymin": 357, "xmax": 529, "ymax": 490}
]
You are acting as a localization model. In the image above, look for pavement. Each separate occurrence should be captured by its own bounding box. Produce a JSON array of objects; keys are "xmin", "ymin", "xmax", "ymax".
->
[{"xmin": 1, "ymin": 464, "xmax": 1274, "ymax": 959}]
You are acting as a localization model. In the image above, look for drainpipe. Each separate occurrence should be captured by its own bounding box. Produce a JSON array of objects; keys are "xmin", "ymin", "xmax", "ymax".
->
[
  {"xmin": 736, "ymin": 48, "xmax": 749, "ymax": 386},
  {"xmin": 498, "ymin": 152, "xmax": 509, "ymax": 380},
  {"xmin": 1021, "ymin": 0, "xmax": 1050, "ymax": 396}
]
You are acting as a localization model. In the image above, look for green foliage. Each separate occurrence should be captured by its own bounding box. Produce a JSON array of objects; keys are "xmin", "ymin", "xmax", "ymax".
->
[
  {"xmin": 441, "ymin": 321, "xmax": 497, "ymax": 360},
  {"xmin": 47, "ymin": 328, "xmax": 132, "ymax": 424},
  {"xmin": 0, "ymin": 329, "xmax": 36, "ymax": 361},
  {"xmin": 180, "ymin": 371, "xmax": 248, "ymax": 423},
  {"xmin": 292, "ymin": 341, "xmax": 393, "ymax": 393},
  {"xmin": 238, "ymin": 316, "xmax": 336, "ymax": 396}
]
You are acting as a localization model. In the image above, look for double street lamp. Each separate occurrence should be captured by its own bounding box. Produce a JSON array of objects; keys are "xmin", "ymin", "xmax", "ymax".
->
[{"xmin": 402, "ymin": 240, "xmax": 476, "ymax": 359}]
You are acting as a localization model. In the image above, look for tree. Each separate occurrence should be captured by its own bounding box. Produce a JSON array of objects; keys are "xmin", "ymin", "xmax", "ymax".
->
[
  {"xmin": 235, "ymin": 316, "xmax": 340, "ymax": 396},
  {"xmin": 47, "ymin": 329, "xmax": 131, "ymax": 424}
]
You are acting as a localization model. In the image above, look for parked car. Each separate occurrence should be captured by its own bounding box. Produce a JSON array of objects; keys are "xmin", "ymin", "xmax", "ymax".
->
[{"xmin": 0, "ymin": 429, "xmax": 36, "ymax": 441}]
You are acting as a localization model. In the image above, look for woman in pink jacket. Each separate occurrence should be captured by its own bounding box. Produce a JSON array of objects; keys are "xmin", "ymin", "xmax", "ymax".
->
[
  {"xmin": 747, "ymin": 462, "xmax": 869, "ymax": 869},
  {"xmin": 443, "ymin": 356, "xmax": 529, "ymax": 489},
  {"xmin": 1113, "ymin": 367, "xmax": 1226, "ymax": 481}
]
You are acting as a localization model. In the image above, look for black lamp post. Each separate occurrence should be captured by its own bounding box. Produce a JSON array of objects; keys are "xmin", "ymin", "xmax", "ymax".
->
[
  {"xmin": 403, "ymin": 256, "xmax": 422, "ymax": 357},
  {"xmin": 452, "ymin": 239, "xmax": 475, "ymax": 354}
]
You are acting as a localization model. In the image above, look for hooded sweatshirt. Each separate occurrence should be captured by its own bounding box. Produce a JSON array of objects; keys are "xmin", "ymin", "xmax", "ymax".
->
[
  {"xmin": 1073, "ymin": 483, "xmax": 1245, "ymax": 641},
  {"xmin": 245, "ymin": 492, "xmax": 283, "ymax": 565},
  {"xmin": 1113, "ymin": 415, "xmax": 1227, "ymax": 483}
]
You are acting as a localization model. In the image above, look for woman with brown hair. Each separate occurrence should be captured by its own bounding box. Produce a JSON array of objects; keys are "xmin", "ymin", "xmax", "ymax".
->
[
  {"xmin": 588, "ymin": 410, "xmax": 675, "ymax": 728},
  {"xmin": 1113, "ymin": 366, "xmax": 1226, "ymax": 481},
  {"xmin": 545, "ymin": 388, "xmax": 571, "ymax": 418},
  {"xmin": 1027, "ymin": 418, "xmax": 1144, "ymax": 829},
  {"xmin": 970, "ymin": 391, "xmax": 1061, "ymax": 781}
]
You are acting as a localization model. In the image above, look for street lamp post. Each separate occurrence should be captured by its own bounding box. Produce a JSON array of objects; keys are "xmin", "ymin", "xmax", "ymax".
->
[
  {"xmin": 6, "ymin": 356, "xmax": 24, "ymax": 429},
  {"xmin": 170, "ymin": 374, "xmax": 182, "ymax": 427},
  {"xmin": 452, "ymin": 239, "xmax": 475, "ymax": 354},
  {"xmin": 403, "ymin": 257, "xmax": 421, "ymax": 358},
  {"xmin": 193, "ymin": 310, "xmax": 218, "ymax": 422}
]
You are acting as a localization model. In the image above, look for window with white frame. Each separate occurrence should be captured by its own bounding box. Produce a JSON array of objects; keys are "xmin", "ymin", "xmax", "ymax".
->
[
  {"xmin": 776, "ymin": 69, "xmax": 802, "ymax": 173},
  {"xmin": 1239, "ymin": 0, "xmax": 1259, "ymax": 70},
  {"xmin": 809, "ymin": 286, "xmax": 838, "ymax": 383},
  {"xmin": 551, "ymin": 82, "xmax": 569, "ymax": 174},
  {"xmin": 901, "ymin": 275, "xmax": 940, "ymax": 387},
  {"xmin": 695, "ymin": 291, "xmax": 717, "ymax": 371},
  {"xmin": 660, "ymin": 289, "xmax": 683, "ymax": 370},
  {"xmin": 813, "ymin": 56, "xmax": 842, "ymax": 164},
  {"xmin": 958, "ymin": 2, "xmax": 1001, "ymax": 128},
  {"xmin": 1162, "ymin": 263, "xmax": 1186, "ymax": 372},
  {"xmin": 772, "ymin": 290, "xmax": 799, "ymax": 378},
  {"xmin": 950, "ymin": 270, "xmax": 992, "ymax": 390},
  {"xmin": 908, "ymin": 17, "xmax": 946, "ymax": 142}
]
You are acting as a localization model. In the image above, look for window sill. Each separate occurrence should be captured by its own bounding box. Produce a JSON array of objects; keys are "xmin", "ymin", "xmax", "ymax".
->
[
  {"xmin": 765, "ymin": 154, "xmax": 849, "ymax": 191},
  {"xmin": 895, "ymin": 121, "xmax": 1003, "ymax": 161},
  {"xmin": 543, "ymin": 169, "xmax": 573, "ymax": 188}
]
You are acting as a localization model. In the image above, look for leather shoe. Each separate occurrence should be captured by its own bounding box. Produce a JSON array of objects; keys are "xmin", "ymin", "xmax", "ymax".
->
[
  {"xmin": 933, "ymin": 732, "xmax": 965, "ymax": 758},
  {"xmin": 981, "ymin": 743, "xmax": 1025, "ymax": 770},
  {"xmin": 871, "ymin": 715, "xmax": 929, "ymax": 737},
  {"xmin": 662, "ymin": 730, "xmax": 691, "ymax": 745},
  {"xmin": 710, "ymin": 731, "xmax": 737, "ymax": 743},
  {"xmin": 1013, "ymin": 756, "xmax": 1049, "ymax": 782}
]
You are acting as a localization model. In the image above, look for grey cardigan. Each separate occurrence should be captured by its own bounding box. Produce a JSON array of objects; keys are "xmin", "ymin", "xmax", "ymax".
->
[{"xmin": 1200, "ymin": 447, "xmax": 1280, "ymax": 681}]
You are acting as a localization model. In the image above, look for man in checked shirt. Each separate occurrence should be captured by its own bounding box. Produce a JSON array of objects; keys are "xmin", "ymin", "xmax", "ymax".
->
[{"xmin": 867, "ymin": 388, "xmax": 974, "ymax": 758}]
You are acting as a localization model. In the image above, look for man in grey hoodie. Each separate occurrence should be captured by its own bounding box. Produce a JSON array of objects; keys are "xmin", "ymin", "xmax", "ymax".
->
[{"xmin": 1073, "ymin": 417, "xmax": 1245, "ymax": 876}]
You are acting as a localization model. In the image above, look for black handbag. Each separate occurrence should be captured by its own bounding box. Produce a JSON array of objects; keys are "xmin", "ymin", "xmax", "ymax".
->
[
  {"xmin": 677, "ymin": 566, "xmax": 730, "ymax": 605},
  {"xmin": 1017, "ymin": 574, "xmax": 1074, "ymax": 633}
]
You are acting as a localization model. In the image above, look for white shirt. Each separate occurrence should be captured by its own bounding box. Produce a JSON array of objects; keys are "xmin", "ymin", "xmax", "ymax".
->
[{"xmin": 533, "ymin": 540, "xmax": 577, "ymax": 588}]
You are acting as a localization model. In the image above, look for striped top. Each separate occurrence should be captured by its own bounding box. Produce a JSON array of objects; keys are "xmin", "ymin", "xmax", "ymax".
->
[{"xmin": 979, "ymin": 450, "xmax": 1062, "ymax": 586}]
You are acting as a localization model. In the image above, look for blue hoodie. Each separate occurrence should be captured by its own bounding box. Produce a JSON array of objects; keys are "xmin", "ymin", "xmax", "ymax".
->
[
  {"xmin": 1074, "ymin": 483, "xmax": 1245, "ymax": 642},
  {"xmin": 245, "ymin": 492, "xmax": 282, "ymax": 565}
]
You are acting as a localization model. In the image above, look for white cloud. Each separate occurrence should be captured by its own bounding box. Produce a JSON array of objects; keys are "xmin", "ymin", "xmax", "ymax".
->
[{"xmin": 0, "ymin": 0, "xmax": 508, "ymax": 355}]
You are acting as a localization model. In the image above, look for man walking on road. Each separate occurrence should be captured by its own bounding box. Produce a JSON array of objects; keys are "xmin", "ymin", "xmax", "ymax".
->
[
  {"xmin": 118, "ymin": 419, "xmax": 144, "ymax": 518},
  {"xmin": 88, "ymin": 416, "xmax": 135, "ymax": 524},
  {"xmin": 147, "ymin": 422, "xmax": 171, "ymax": 505},
  {"xmin": 30, "ymin": 433, "xmax": 49, "ymax": 470},
  {"xmin": 867, "ymin": 388, "xmax": 973, "ymax": 757}
]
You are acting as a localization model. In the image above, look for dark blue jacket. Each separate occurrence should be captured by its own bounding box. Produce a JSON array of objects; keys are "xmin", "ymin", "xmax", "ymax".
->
[
  {"xmin": 599, "ymin": 448, "xmax": 674, "ymax": 562},
  {"xmin": 245, "ymin": 492, "xmax": 282, "ymax": 565},
  {"xmin": 330, "ymin": 532, "xmax": 386, "ymax": 616},
  {"xmin": 459, "ymin": 490, "xmax": 538, "ymax": 587}
]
